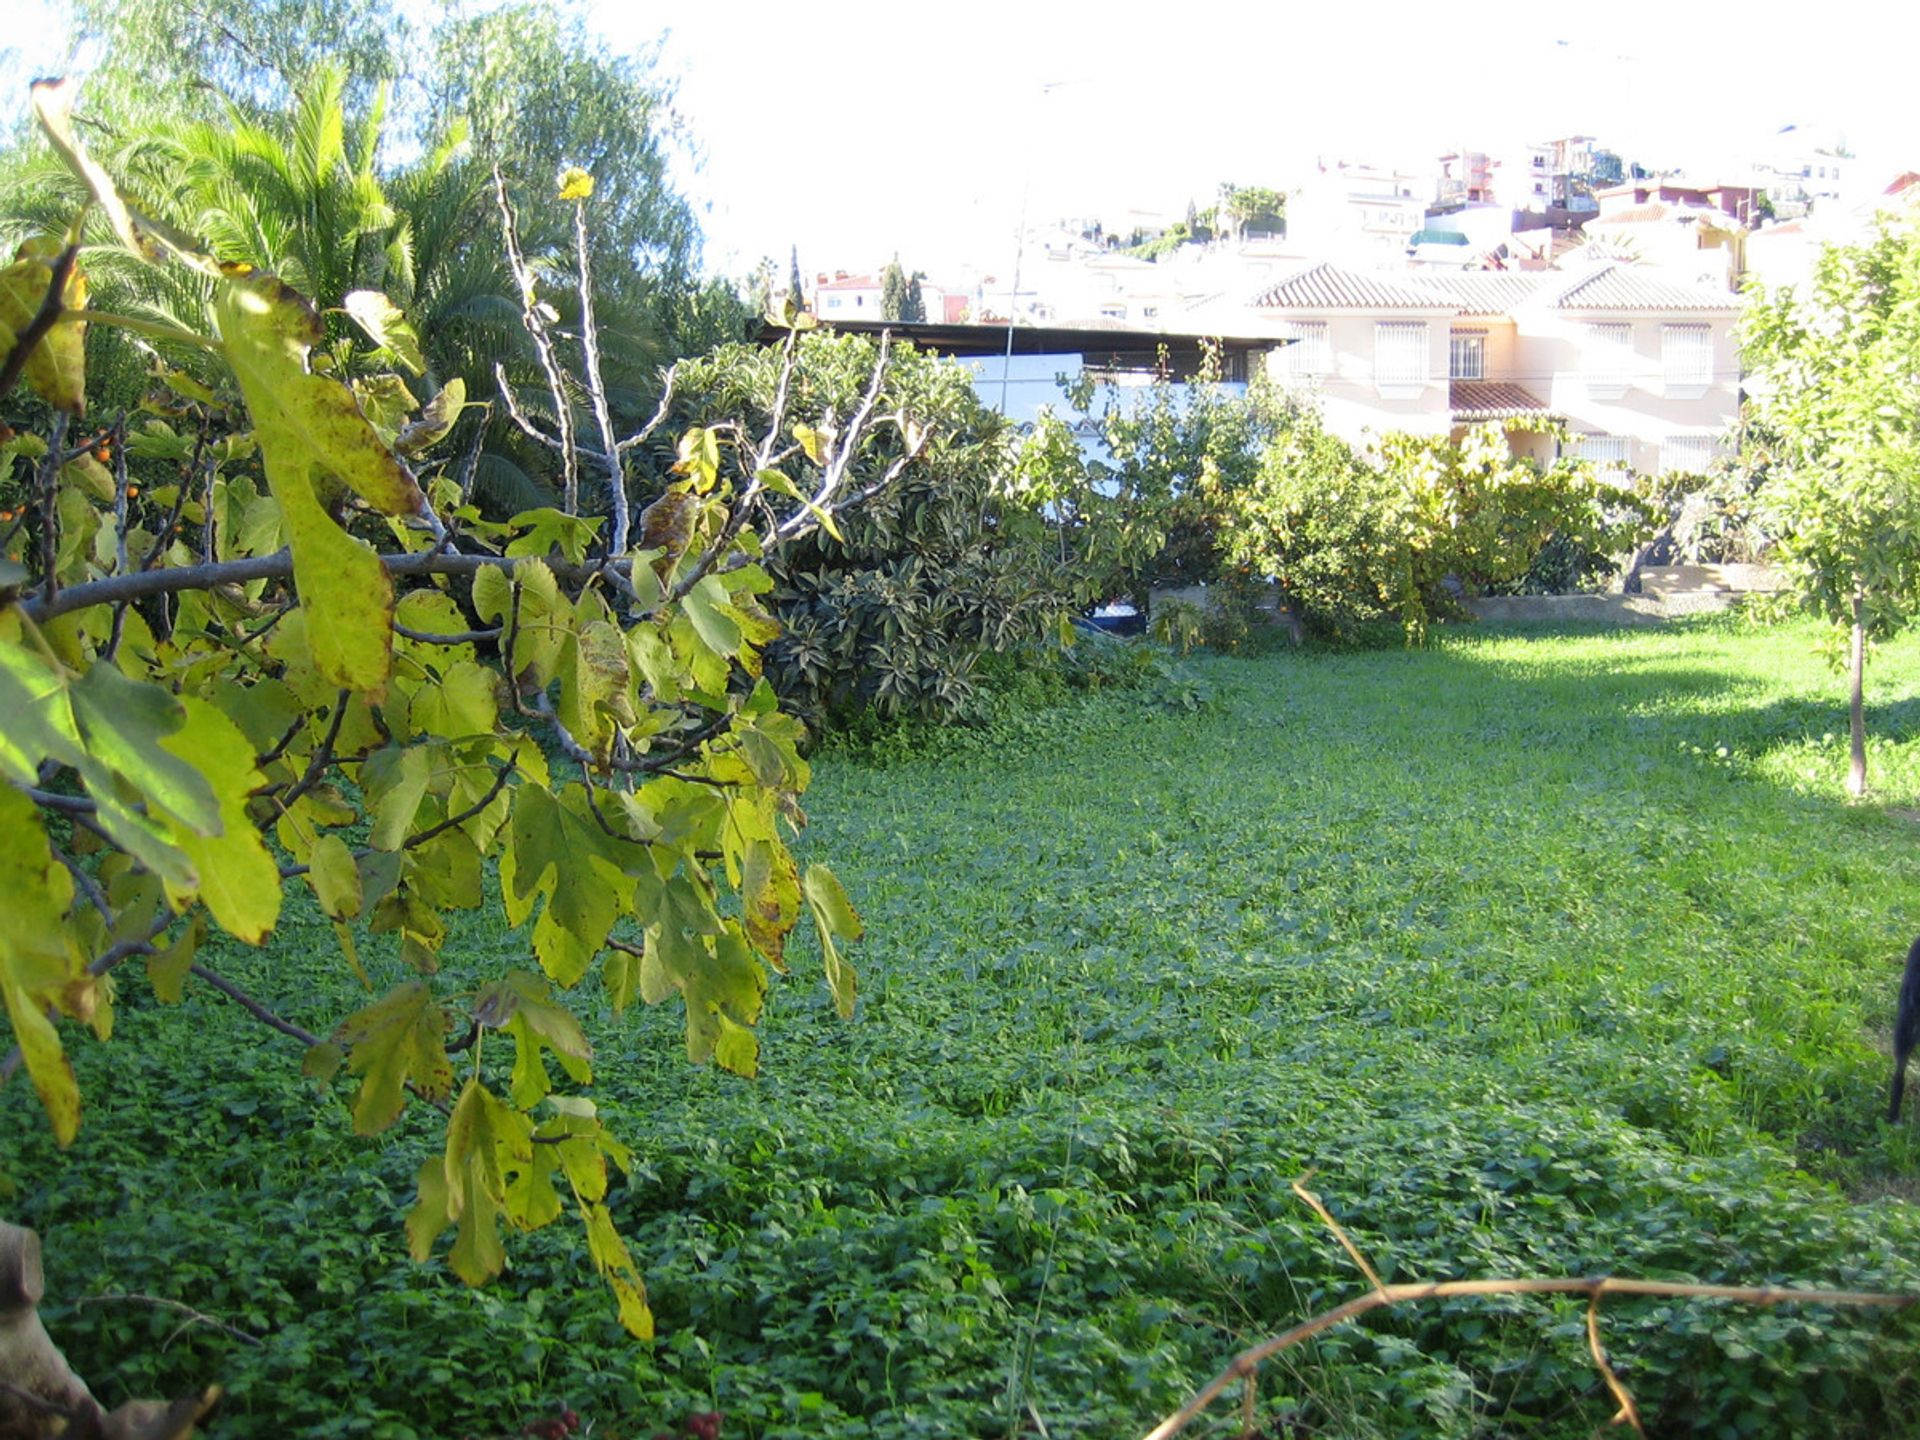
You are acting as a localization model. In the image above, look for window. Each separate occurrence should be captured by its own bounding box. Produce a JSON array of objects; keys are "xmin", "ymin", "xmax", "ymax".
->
[
  {"xmin": 1449, "ymin": 331, "xmax": 1486, "ymax": 380},
  {"xmin": 1374, "ymin": 322, "xmax": 1428, "ymax": 390},
  {"xmin": 1577, "ymin": 434, "xmax": 1631, "ymax": 482},
  {"xmin": 1660, "ymin": 436, "xmax": 1715, "ymax": 474},
  {"xmin": 1583, "ymin": 322, "xmax": 1634, "ymax": 395},
  {"xmin": 1279, "ymin": 321, "xmax": 1331, "ymax": 376},
  {"xmin": 1662, "ymin": 324, "xmax": 1712, "ymax": 391}
]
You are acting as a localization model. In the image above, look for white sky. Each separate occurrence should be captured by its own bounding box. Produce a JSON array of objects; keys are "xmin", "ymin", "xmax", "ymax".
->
[
  {"xmin": 628, "ymin": 0, "xmax": 1920, "ymax": 281},
  {"xmin": 8, "ymin": 0, "xmax": 1920, "ymax": 284}
]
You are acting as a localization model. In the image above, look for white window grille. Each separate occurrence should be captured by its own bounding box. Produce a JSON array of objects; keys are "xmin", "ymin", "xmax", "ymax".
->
[
  {"xmin": 1449, "ymin": 331, "xmax": 1486, "ymax": 380},
  {"xmin": 1584, "ymin": 322, "xmax": 1634, "ymax": 394},
  {"xmin": 1661, "ymin": 324, "xmax": 1713, "ymax": 390},
  {"xmin": 1577, "ymin": 434, "xmax": 1631, "ymax": 482},
  {"xmin": 1659, "ymin": 436, "xmax": 1715, "ymax": 474},
  {"xmin": 1374, "ymin": 322, "xmax": 1428, "ymax": 388},
  {"xmin": 1280, "ymin": 322, "xmax": 1331, "ymax": 376}
]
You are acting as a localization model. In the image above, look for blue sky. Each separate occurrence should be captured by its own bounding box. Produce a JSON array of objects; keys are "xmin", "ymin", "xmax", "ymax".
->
[{"xmin": 8, "ymin": 1, "xmax": 1919, "ymax": 281}]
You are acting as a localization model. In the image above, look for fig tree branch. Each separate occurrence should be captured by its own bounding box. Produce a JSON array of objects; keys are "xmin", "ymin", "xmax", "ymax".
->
[{"xmin": 1138, "ymin": 1179, "xmax": 1920, "ymax": 1440}]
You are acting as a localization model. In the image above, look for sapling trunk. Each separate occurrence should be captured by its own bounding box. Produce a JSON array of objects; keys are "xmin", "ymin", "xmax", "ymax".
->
[{"xmin": 1849, "ymin": 591, "xmax": 1868, "ymax": 798}]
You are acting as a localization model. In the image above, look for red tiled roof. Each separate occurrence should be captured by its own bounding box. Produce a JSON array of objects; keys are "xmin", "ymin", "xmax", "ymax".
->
[
  {"xmin": 1251, "ymin": 262, "xmax": 1458, "ymax": 310},
  {"xmin": 1596, "ymin": 204, "xmax": 1669, "ymax": 224},
  {"xmin": 1450, "ymin": 381, "xmax": 1554, "ymax": 420}
]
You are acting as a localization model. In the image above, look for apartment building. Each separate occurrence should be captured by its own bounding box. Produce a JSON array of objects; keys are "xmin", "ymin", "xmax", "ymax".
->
[{"xmin": 1254, "ymin": 261, "xmax": 1741, "ymax": 476}]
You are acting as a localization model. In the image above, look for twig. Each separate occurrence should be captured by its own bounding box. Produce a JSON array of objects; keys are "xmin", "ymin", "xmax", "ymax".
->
[
  {"xmin": 254, "ymin": 712, "xmax": 306, "ymax": 769},
  {"xmin": 87, "ymin": 909, "xmax": 174, "ymax": 978},
  {"xmin": 22, "ymin": 543, "xmax": 642, "ymax": 625},
  {"xmin": 140, "ymin": 420, "xmax": 208, "ymax": 573},
  {"xmin": 1290, "ymin": 1177, "xmax": 1385, "ymax": 1294},
  {"xmin": 454, "ymin": 403, "xmax": 491, "ymax": 511},
  {"xmin": 188, "ymin": 962, "xmax": 321, "ymax": 1048},
  {"xmin": 262, "ymin": 689, "xmax": 350, "ymax": 818},
  {"xmin": 23, "ymin": 785, "xmax": 96, "ymax": 814},
  {"xmin": 105, "ymin": 413, "xmax": 132, "ymax": 661},
  {"xmin": 1587, "ymin": 1288, "xmax": 1645, "ymax": 1437},
  {"xmin": 394, "ymin": 622, "xmax": 501, "ymax": 646},
  {"xmin": 494, "ymin": 167, "xmax": 578, "ymax": 513},
  {"xmin": 1138, "ymin": 1203, "xmax": 1919, "ymax": 1440},
  {"xmin": 492, "ymin": 364, "xmax": 565, "ymax": 453},
  {"xmin": 615, "ymin": 366, "xmax": 677, "ymax": 456},
  {"xmin": 75, "ymin": 1291, "xmax": 265, "ymax": 1349},
  {"xmin": 54, "ymin": 846, "xmax": 111, "ymax": 921},
  {"xmin": 571, "ymin": 198, "xmax": 628, "ymax": 554},
  {"xmin": 278, "ymin": 761, "xmax": 515, "ymax": 880}
]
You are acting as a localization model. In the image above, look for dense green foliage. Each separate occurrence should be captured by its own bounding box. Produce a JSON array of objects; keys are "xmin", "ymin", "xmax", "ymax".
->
[
  {"xmin": 1019, "ymin": 350, "xmax": 1275, "ymax": 616},
  {"xmin": 7, "ymin": 620, "xmax": 1920, "ymax": 1436},
  {"xmin": 876, "ymin": 259, "xmax": 924, "ymax": 325},
  {"xmin": 674, "ymin": 334, "xmax": 1068, "ymax": 723},
  {"xmin": 1217, "ymin": 419, "xmax": 1658, "ymax": 642},
  {"xmin": 1744, "ymin": 213, "xmax": 1920, "ymax": 794}
]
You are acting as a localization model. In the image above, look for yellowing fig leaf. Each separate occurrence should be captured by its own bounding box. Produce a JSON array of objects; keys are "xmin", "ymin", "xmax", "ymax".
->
[
  {"xmin": 145, "ymin": 915, "xmax": 204, "ymax": 1005},
  {"xmin": 351, "ymin": 373, "xmax": 418, "ymax": 445},
  {"xmin": 557, "ymin": 619, "xmax": 634, "ymax": 764},
  {"xmin": 332, "ymin": 979, "xmax": 454, "ymax": 1134},
  {"xmin": 741, "ymin": 837, "xmax": 800, "ymax": 970},
  {"xmin": 440, "ymin": 1078, "xmax": 531, "ymax": 1286},
  {"xmin": 0, "ymin": 784, "xmax": 82, "ymax": 1144},
  {"xmin": 498, "ymin": 785, "xmax": 636, "ymax": 987},
  {"xmin": 803, "ymin": 863, "xmax": 861, "ymax": 1019},
  {"xmin": 396, "ymin": 377, "xmax": 466, "ymax": 456},
  {"xmin": 158, "ymin": 695, "xmax": 283, "ymax": 944},
  {"xmin": 0, "ymin": 240, "xmax": 87, "ymax": 414},
  {"xmin": 581, "ymin": 1200, "xmax": 653, "ymax": 1338},
  {"xmin": 31, "ymin": 78, "xmax": 166, "ymax": 262},
  {"xmin": 478, "ymin": 969, "xmax": 592, "ymax": 1108},
  {"xmin": 214, "ymin": 269, "xmax": 427, "ymax": 692},
  {"xmin": 342, "ymin": 289, "xmax": 425, "ymax": 375},
  {"xmin": 682, "ymin": 574, "xmax": 744, "ymax": 658},
  {"xmin": 308, "ymin": 833, "xmax": 363, "ymax": 921}
]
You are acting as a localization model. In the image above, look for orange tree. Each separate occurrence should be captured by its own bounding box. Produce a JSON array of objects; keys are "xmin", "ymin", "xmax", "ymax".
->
[{"xmin": 0, "ymin": 79, "xmax": 914, "ymax": 1360}]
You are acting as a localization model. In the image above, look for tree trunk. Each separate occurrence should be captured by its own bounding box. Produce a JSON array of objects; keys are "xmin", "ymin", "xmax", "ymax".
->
[
  {"xmin": 1849, "ymin": 591, "xmax": 1868, "ymax": 799},
  {"xmin": 0, "ymin": 1221, "xmax": 218, "ymax": 1440}
]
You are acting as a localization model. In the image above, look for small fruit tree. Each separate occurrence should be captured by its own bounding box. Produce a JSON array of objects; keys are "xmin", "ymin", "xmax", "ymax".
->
[
  {"xmin": 1743, "ymin": 214, "xmax": 1920, "ymax": 797},
  {"xmin": 0, "ymin": 77, "xmax": 914, "ymax": 1360}
]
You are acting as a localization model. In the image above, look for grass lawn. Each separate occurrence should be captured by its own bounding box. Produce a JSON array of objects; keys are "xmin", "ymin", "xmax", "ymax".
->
[{"xmin": 8, "ymin": 616, "xmax": 1920, "ymax": 1439}]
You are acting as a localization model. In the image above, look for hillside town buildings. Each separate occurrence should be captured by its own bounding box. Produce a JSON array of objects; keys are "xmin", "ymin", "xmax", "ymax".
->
[{"xmin": 790, "ymin": 122, "xmax": 1915, "ymax": 476}]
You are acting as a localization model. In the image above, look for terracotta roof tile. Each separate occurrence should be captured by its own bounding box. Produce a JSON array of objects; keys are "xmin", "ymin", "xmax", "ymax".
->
[{"xmin": 1450, "ymin": 381, "xmax": 1554, "ymax": 420}]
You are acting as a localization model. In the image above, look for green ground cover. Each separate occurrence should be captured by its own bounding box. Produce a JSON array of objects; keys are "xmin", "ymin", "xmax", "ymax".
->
[{"xmin": 8, "ymin": 617, "xmax": 1920, "ymax": 1439}]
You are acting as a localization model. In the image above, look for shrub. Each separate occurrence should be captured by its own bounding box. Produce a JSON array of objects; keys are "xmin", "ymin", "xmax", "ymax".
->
[
  {"xmin": 672, "ymin": 334, "xmax": 1068, "ymax": 724},
  {"xmin": 1221, "ymin": 419, "xmax": 1659, "ymax": 642}
]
